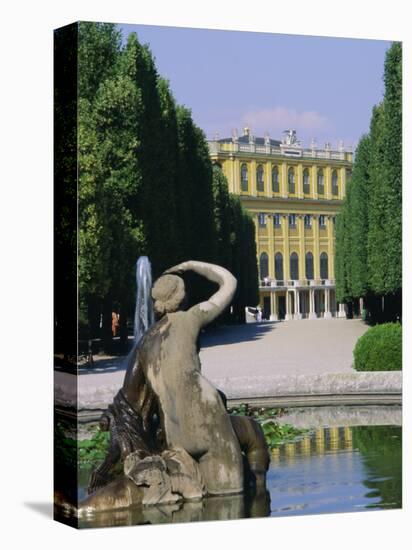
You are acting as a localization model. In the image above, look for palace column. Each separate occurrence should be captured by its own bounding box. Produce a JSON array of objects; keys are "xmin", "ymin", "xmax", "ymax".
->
[
  {"xmin": 281, "ymin": 161, "xmax": 288, "ymax": 198},
  {"xmin": 327, "ymin": 216, "xmax": 334, "ymax": 280},
  {"xmin": 233, "ymin": 158, "xmax": 240, "ymax": 194},
  {"xmin": 266, "ymin": 161, "xmax": 272, "ymax": 198},
  {"xmin": 285, "ymin": 290, "xmax": 292, "ymax": 321},
  {"xmin": 298, "ymin": 215, "xmax": 305, "ymax": 281},
  {"xmin": 270, "ymin": 292, "xmax": 278, "ymax": 321},
  {"xmin": 295, "ymin": 290, "xmax": 302, "ymax": 320},
  {"xmin": 253, "ymin": 213, "xmax": 259, "ymax": 250},
  {"xmin": 283, "ymin": 214, "xmax": 290, "ymax": 281},
  {"xmin": 312, "ymin": 165, "xmax": 318, "ymax": 200},
  {"xmin": 309, "ymin": 288, "xmax": 317, "ymax": 319},
  {"xmin": 267, "ymin": 214, "xmax": 275, "ymax": 280},
  {"xmin": 313, "ymin": 214, "xmax": 320, "ymax": 280},
  {"xmin": 325, "ymin": 167, "xmax": 332, "ymax": 200},
  {"xmin": 341, "ymin": 166, "xmax": 347, "ymax": 200},
  {"xmin": 337, "ymin": 303, "xmax": 346, "ymax": 318},
  {"xmin": 324, "ymin": 288, "xmax": 332, "ymax": 319},
  {"xmin": 250, "ymin": 159, "xmax": 257, "ymax": 196},
  {"xmin": 297, "ymin": 164, "xmax": 304, "ymax": 199}
]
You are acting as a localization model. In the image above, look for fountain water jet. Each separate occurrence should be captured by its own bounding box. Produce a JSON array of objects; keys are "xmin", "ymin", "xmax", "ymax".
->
[{"xmin": 133, "ymin": 256, "xmax": 154, "ymax": 345}]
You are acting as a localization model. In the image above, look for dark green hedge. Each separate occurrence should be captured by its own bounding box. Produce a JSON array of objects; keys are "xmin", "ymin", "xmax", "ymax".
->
[{"xmin": 353, "ymin": 323, "xmax": 402, "ymax": 371}]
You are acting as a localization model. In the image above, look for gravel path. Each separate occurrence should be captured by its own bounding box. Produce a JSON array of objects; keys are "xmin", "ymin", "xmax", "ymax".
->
[
  {"xmin": 199, "ymin": 318, "xmax": 368, "ymax": 380},
  {"xmin": 72, "ymin": 318, "xmax": 368, "ymax": 398}
]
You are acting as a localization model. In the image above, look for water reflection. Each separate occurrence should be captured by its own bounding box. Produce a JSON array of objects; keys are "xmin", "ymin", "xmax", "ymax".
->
[
  {"xmin": 73, "ymin": 489, "xmax": 271, "ymax": 529},
  {"xmin": 268, "ymin": 425, "xmax": 401, "ymax": 517},
  {"xmin": 55, "ymin": 424, "xmax": 401, "ymax": 528},
  {"xmin": 352, "ymin": 426, "xmax": 402, "ymax": 510}
]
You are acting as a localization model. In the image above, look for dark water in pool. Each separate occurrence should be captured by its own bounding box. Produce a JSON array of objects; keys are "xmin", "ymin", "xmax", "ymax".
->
[{"xmin": 57, "ymin": 424, "xmax": 402, "ymax": 528}]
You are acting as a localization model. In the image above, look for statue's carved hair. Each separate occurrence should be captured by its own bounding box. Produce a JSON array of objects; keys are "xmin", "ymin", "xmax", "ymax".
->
[{"xmin": 152, "ymin": 274, "xmax": 185, "ymax": 315}]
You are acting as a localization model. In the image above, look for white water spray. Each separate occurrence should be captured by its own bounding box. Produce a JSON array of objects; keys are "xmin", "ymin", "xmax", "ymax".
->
[{"xmin": 133, "ymin": 256, "xmax": 155, "ymax": 344}]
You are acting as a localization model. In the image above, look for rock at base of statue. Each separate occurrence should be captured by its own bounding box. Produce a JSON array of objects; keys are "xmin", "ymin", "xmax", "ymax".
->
[{"xmin": 124, "ymin": 447, "xmax": 205, "ymax": 506}]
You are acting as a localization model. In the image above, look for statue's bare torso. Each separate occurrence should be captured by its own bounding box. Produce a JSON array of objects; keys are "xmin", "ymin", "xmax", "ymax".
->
[{"xmin": 123, "ymin": 262, "xmax": 244, "ymax": 494}]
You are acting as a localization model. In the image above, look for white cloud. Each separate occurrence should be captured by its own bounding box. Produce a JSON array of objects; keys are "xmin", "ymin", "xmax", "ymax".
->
[{"xmin": 241, "ymin": 106, "xmax": 330, "ymax": 136}]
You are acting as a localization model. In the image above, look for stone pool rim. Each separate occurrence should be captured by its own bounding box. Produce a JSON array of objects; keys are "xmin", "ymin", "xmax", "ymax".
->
[{"xmin": 55, "ymin": 371, "xmax": 402, "ymax": 422}]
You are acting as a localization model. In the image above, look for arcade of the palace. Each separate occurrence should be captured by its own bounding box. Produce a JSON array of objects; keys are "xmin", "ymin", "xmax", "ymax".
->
[{"xmin": 208, "ymin": 128, "xmax": 355, "ymax": 321}]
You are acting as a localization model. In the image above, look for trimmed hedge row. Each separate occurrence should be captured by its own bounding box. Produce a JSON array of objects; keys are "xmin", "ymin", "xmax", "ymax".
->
[{"xmin": 353, "ymin": 323, "xmax": 402, "ymax": 371}]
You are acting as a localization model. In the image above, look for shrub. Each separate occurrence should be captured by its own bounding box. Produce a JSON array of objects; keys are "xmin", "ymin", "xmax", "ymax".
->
[{"xmin": 353, "ymin": 322, "xmax": 402, "ymax": 371}]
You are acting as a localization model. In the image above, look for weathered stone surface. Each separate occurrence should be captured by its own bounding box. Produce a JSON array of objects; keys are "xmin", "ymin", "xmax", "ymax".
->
[
  {"xmin": 124, "ymin": 452, "xmax": 180, "ymax": 506},
  {"xmin": 55, "ymin": 370, "xmax": 402, "ymax": 414},
  {"xmin": 214, "ymin": 372, "xmax": 402, "ymax": 400},
  {"xmin": 162, "ymin": 448, "xmax": 205, "ymax": 501},
  {"xmin": 276, "ymin": 405, "xmax": 402, "ymax": 428},
  {"xmin": 122, "ymin": 447, "xmax": 205, "ymax": 506},
  {"xmin": 77, "ymin": 477, "xmax": 145, "ymax": 516}
]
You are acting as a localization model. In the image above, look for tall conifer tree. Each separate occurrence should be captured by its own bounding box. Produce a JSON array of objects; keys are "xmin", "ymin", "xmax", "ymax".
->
[{"xmin": 382, "ymin": 42, "xmax": 402, "ymax": 296}]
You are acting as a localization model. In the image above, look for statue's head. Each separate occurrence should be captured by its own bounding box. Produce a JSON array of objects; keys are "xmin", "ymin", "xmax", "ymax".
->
[{"xmin": 152, "ymin": 274, "xmax": 186, "ymax": 318}]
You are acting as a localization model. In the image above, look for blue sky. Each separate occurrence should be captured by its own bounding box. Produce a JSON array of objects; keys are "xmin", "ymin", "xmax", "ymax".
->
[{"xmin": 119, "ymin": 23, "xmax": 391, "ymax": 150}]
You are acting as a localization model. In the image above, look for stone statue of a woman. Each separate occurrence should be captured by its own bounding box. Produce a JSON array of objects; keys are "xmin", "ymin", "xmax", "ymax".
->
[{"xmin": 82, "ymin": 261, "xmax": 267, "ymax": 514}]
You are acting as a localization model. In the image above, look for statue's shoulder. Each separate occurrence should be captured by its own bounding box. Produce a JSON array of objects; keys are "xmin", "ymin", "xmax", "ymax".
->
[{"xmin": 168, "ymin": 309, "xmax": 200, "ymax": 332}]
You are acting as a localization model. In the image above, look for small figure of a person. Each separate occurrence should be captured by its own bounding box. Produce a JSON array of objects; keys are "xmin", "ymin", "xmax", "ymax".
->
[{"xmin": 112, "ymin": 311, "xmax": 119, "ymax": 337}]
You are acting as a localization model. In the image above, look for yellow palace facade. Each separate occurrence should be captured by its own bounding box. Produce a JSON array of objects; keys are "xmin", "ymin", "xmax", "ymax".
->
[{"xmin": 208, "ymin": 128, "xmax": 353, "ymax": 321}]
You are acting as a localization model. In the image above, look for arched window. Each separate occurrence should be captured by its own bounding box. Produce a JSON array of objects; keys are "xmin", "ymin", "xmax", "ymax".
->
[
  {"xmin": 288, "ymin": 167, "xmax": 295, "ymax": 194},
  {"xmin": 305, "ymin": 252, "xmax": 314, "ymax": 280},
  {"xmin": 272, "ymin": 166, "xmax": 279, "ymax": 193},
  {"xmin": 303, "ymin": 168, "xmax": 310, "ymax": 194},
  {"xmin": 257, "ymin": 165, "xmax": 264, "ymax": 192},
  {"xmin": 317, "ymin": 169, "xmax": 324, "ymax": 194},
  {"xmin": 332, "ymin": 170, "xmax": 339, "ymax": 196},
  {"xmin": 320, "ymin": 252, "xmax": 329, "ymax": 279},
  {"xmin": 275, "ymin": 252, "xmax": 283, "ymax": 281},
  {"xmin": 240, "ymin": 163, "xmax": 248, "ymax": 192},
  {"xmin": 259, "ymin": 252, "xmax": 269, "ymax": 280},
  {"xmin": 290, "ymin": 252, "xmax": 299, "ymax": 280}
]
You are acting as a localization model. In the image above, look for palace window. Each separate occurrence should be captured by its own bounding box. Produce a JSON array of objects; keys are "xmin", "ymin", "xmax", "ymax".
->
[
  {"xmin": 290, "ymin": 252, "xmax": 299, "ymax": 280},
  {"xmin": 317, "ymin": 169, "xmax": 324, "ymax": 194},
  {"xmin": 275, "ymin": 252, "xmax": 284, "ymax": 281},
  {"xmin": 259, "ymin": 252, "xmax": 269, "ymax": 280},
  {"xmin": 257, "ymin": 165, "xmax": 264, "ymax": 192},
  {"xmin": 288, "ymin": 213, "xmax": 296, "ymax": 228},
  {"xmin": 304, "ymin": 214, "xmax": 312, "ymax": 228},
  {"xmin": 288, "ymin": 167, "xmax": 295, "ymax": 194},
  {"xmin": 272, "ymin": 166, "xmax": 279, "ymax": 193},
  {"xmin": 273, "ymin": 213, "xmax": 281, "ymax": 227},
  {"xmin": 332, "ymin": 170, "xmax": 339, "ymax": 196},
  {"xmin": 305, "ymin": 252, "xmax": 314, "ymax": 280},
  {"xmin": 320, "ymin": 252, "xmax": 329, "ymax": 280},
  {"xmin": 319, "ymin": 215, "xmax": 326, "ymax": 228},
  {"xmin": 258, "ymin": 212, "xmax": 266, "ymax": 227},
  {"xmin": 240, "ymin": 163, "xmax": 248, "ymax": 192},
  {"xmin": 303, "ymin": 168, "xmax": 310, "ymax": 194}
]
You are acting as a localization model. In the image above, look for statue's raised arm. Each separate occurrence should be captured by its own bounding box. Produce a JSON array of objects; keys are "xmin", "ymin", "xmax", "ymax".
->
[{"xmin": 163, "ymin": 260, "xmax": 237, "ymax": 328}]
